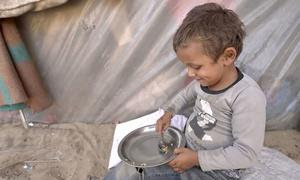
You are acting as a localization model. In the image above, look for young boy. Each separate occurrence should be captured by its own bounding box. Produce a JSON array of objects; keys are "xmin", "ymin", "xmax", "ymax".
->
[{"xmin": 105, "ymin": 2, "xmax": 266, "ymax": 180}]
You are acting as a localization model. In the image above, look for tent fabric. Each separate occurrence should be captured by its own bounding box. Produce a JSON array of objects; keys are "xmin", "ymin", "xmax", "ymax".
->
[
  {"xmin": 0, "ymin": 0, "xmax": 69, "ymax": 18},
  {"xmin": 0, "ymin": 18, "xmax": 52, "ymax": 112},
  {"xmin": 2, "ymin": 0, "xmax": 299, "ymax": 130}
]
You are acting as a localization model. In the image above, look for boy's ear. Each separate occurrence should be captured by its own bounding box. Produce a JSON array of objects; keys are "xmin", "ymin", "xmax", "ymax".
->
[{"xmin": 221, "ymin": 47, "xmax": 237, "ymax": 65}]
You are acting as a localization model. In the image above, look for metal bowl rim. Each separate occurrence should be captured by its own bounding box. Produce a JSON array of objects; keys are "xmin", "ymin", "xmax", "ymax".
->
[{"xmin": 117, "ymin": 124, "xmax": 186, "ymax": 168}]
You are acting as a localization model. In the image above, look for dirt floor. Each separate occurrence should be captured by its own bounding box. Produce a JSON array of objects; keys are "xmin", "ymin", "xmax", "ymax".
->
[{"xmin": 0, "ymin": 122, "xmax": 299, "ymax": 180}]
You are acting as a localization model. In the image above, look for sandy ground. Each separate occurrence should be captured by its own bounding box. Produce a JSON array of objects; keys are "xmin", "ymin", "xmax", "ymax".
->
[
  {"xmin": 0, "ymin": 122, "xmax": 299, "ymax": 180},
  {"xmin": 0, "ymin": 122, "xmax": 114, "ymax": 180}
]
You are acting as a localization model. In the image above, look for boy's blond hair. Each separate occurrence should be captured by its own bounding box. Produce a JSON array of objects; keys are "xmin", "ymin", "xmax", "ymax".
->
[{"xmin": 173, "ymin": 3, "xmax": 245, "ymax": 61}]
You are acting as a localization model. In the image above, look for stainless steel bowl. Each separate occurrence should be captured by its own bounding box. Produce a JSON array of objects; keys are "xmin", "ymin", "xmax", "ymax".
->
[{"xmin": 118, "ymin": 125, "xmax": 186, "ymax": 168}]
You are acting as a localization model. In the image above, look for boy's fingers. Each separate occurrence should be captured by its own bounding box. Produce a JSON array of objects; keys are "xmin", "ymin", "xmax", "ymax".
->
[
  {"xmin": 168, "ymin": 159, "xmax": 177, "ymax": 167},
  {"xmin": 174, "ymin": 168, "xmax": 182, "ymax": 172},
  {"xmin": 174, "ymin": 148, "xmax": 185, "ymax": 155},
  {"xmin": 156, "ymin": 116, "xmax": 171, "ymax": 133},
  {"xmin": 161, "ymin": 124, "xmax": 166, "ymax": 132},
  {"xmin": 162, "ymin": 121, "xmax": 170, "ymax": 132},
  {"xmin": 155, "ymin": 120, "xmax": 160, "ymax": 132},
  {"xmin": 155, "ymin": 118, "xmax": 162, "ymax": 133}
]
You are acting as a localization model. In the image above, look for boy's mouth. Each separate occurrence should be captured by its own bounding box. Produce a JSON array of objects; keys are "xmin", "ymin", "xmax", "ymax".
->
[
  {"xmin": 195, "ymin": 77, "xmax": 204, "ymax": 81},
  {"xmin": 195, "ymin": 78, "xmax": 208, "ymax": 85}
]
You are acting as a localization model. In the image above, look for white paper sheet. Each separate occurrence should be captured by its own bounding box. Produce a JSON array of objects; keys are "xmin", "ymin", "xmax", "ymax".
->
[{"xmin": 108, "ymin": 109, "xmax": 187, "ymax": 169}]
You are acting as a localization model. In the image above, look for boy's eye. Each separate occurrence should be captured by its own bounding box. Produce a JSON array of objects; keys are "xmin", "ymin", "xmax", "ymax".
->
[
  {"xmin": 194, "ymin": 66, "xmax": 201, "ymax": 70},
  {"xmin": 190, "ymin": 65, "xmax": 201, "ymax": 70}
]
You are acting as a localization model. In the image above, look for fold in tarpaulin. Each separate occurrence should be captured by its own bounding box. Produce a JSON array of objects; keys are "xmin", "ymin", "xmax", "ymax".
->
[
  {"xmin": 0, "ymin": 0, "xmax": 69, "ymax": 18},
  {"xmin": 0, "ymin": 18, "xmax": 52, "ymax": 112}
]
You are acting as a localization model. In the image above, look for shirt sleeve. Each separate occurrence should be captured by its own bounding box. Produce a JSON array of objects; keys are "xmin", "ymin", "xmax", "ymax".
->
[
  {"xmin": 161, "ymin": 80, "xmax": 198, "ymax": 115},
  {"xmin": 198, "ymin": 86, "xmax": 266, "ymax": 171}
]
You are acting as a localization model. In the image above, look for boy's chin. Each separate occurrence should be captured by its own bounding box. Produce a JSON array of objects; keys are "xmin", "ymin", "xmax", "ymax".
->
[{"xmin": 196, "ymin": 79, "xmax": 208, "ymax": 86}]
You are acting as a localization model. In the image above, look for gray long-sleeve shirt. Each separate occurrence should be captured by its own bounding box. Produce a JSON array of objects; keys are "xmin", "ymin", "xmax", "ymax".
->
[{"xmin": 162, "ymin": 70, "xmax": 266, "ymax": 171}]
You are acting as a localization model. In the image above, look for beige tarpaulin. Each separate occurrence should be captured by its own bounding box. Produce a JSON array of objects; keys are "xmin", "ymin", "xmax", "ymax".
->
[{"xmin": 10, "ymin": 0, "xmax": 299, "ymax": 130}]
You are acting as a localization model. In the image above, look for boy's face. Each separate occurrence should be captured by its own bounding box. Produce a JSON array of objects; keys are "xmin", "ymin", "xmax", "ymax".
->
[{"xmin": 176, "ymin": 41, "xmax": 229, "ymax": 89}]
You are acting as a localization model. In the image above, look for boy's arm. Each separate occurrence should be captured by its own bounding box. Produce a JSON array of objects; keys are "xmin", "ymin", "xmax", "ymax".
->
[
  {"xmin": 161, "ymin": 80, "xmax": 198, "ymax": 115},
  {"xmin": 198, "ymin": 86, "xmax": 266, "ymax": 171}
]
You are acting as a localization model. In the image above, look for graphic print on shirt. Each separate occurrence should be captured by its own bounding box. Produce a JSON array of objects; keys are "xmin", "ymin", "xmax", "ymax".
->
[{"xmin": 187, "ymin": 99, "xmax": 217, "ymax": 141}]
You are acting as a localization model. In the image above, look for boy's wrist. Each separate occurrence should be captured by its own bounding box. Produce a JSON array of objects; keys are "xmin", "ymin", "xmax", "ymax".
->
[
  {"xmin": 193, "ymin": 151, "xmax": 199, "ymax": 166},
  {"xmin": 161, "ymin": 106, "xmax": 175, "ymax": 116}
]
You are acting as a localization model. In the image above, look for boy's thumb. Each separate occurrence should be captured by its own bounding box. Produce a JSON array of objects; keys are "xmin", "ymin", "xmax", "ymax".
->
[{"xmin": 174, "ymin": 148, "xmax": 185, "ymax": 155}]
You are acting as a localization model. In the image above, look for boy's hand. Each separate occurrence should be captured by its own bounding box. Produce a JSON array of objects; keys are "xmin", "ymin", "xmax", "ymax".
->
[
  {"xmin": 168, "ymin": 148, "xmax": 199, "ymax": 173},
  {"xmin": 155, "ymin": 111, "xmax": 173, "ymax": 133}
]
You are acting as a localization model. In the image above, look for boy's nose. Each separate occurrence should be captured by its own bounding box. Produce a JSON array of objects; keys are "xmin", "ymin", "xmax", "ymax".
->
[{"xmin": 187, "ymin": 67, "xmax": 196, "ymax": 77}]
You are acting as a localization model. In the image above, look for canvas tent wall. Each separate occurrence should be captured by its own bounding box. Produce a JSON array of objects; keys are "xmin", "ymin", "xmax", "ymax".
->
[{"xmin": 0, "ymin": 0, "xmax": 299, "ymax": 130}]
